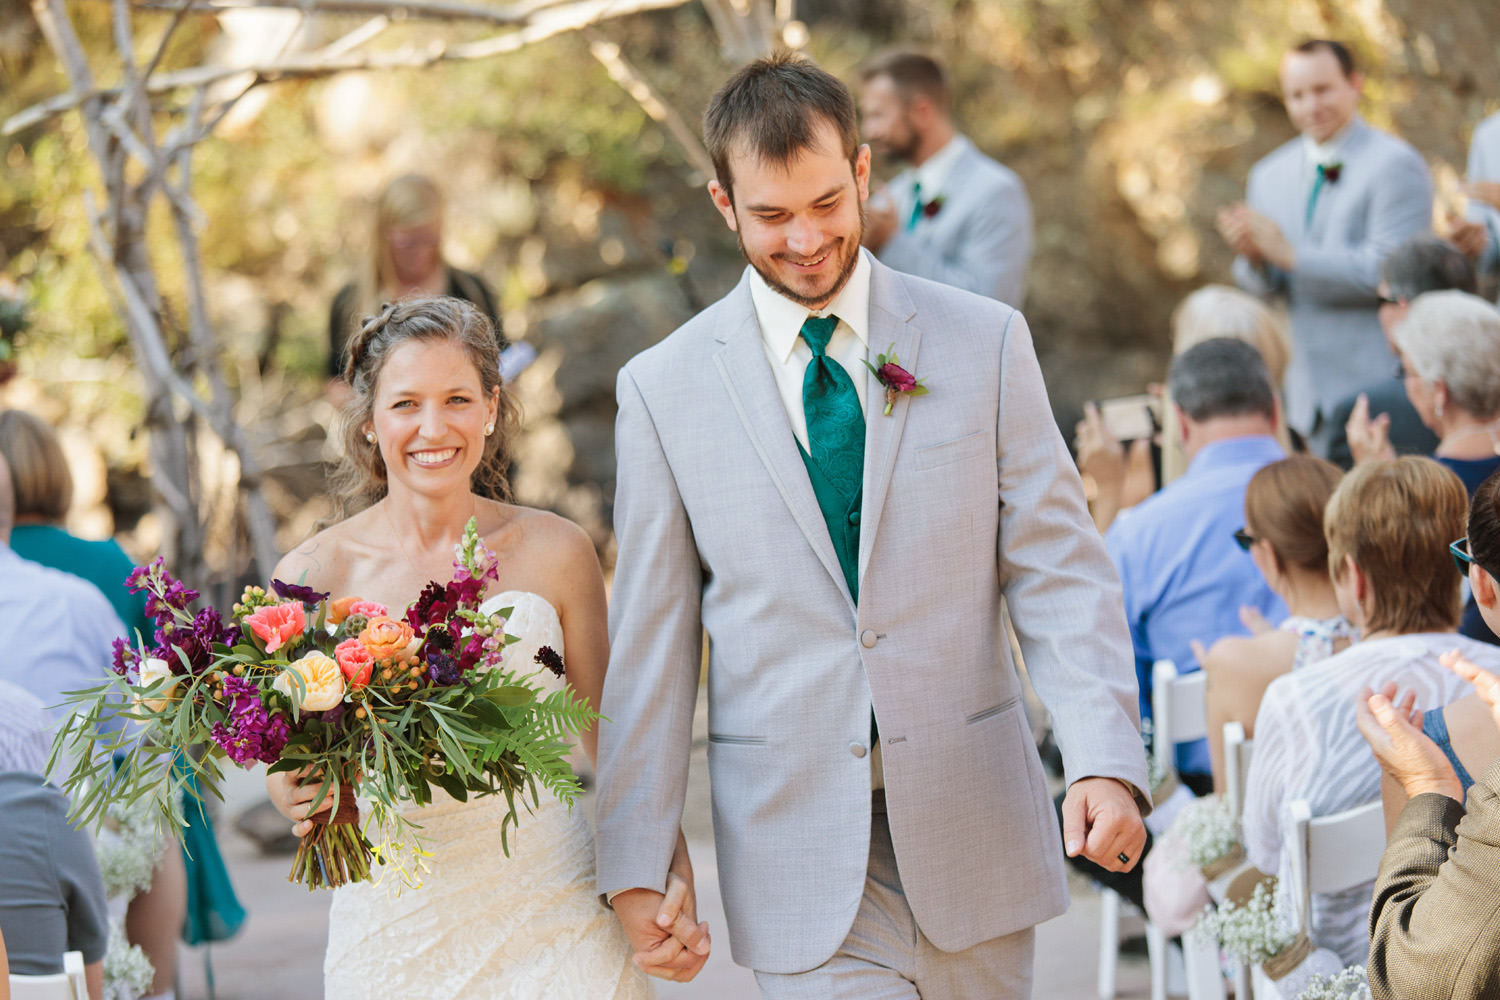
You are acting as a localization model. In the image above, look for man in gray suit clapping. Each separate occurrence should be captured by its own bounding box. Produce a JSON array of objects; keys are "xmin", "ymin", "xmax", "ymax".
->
[
  {"xmin": 1217, "ymin": 39, "xmax": 1433, "ymax": 456},
  {"xmin": 858, "ymin": 49, "xmax": 1034, "ymax": 307}
]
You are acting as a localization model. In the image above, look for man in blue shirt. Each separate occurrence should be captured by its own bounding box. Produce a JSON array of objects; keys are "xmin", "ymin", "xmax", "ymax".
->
[{"xmin": 1106, "ymin": 338, "xmax": 1287, "ymax": 783}]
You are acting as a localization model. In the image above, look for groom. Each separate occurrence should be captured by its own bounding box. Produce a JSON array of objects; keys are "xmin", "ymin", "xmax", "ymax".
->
[{"xmin": 596, "ymin": 52, "xmax": 1148, "ymax": 997}]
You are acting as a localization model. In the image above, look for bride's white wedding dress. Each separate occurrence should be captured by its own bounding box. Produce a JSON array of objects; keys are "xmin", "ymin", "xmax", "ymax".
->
[{"xmin": 324, "ymin": 591, "xmax": 651, "ymax": 999}]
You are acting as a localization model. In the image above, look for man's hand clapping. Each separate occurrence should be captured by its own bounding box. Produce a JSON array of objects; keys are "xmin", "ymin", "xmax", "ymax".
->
[
  {"xmin": 1345, "ymin": 393, "xmax": 1396, "ymax": 465},
  {"xmin": 1355, "ymin": 681, "xmax": 1463, "ymax": 803}
]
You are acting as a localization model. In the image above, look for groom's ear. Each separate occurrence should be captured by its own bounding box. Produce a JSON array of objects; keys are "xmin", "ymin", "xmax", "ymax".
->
[{"xmin": 708, "ymin": 180, "xmax": 739, "ymax": 232}]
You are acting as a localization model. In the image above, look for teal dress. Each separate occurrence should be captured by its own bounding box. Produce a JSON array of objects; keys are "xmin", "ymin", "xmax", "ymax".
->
[{"xmin": 9, "ymin": 524, "xmax": 246, "ymax": 945}]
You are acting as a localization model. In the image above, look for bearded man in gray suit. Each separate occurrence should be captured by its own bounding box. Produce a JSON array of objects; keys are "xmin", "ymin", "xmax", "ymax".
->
[
  {"xmin": 857, "ymin": 49, "xmax": 1033, "ymax": 306},
  {"xmin": 1217, "ymin": 39, "xmax": 1433, "ymax": 456},
  {"xmin": 596, "ymin": 52, "xmax": 1147, "ymax": 998}
]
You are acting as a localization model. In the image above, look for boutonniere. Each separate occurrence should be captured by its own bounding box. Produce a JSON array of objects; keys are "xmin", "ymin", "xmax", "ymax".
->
[
  {"xmin": 1320, "ymin": 161, "xmax": 1342, "ymax": 183},
  {"xmin": 862, "ymin": 344, "xmax": 929, "ymax": 416},
  {"xmin": 922, "ymin": 194, "xmax": 946, "ymax": 218}
]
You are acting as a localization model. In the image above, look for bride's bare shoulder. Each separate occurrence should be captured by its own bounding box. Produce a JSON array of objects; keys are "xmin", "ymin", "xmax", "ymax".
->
[{"xmin": 271, "ymin": 508, "xmax": 383, "ymax": 591}]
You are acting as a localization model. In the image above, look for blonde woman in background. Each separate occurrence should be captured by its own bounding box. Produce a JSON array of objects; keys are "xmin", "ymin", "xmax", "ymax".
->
[
  {"xmin": 328, "ymin": 174, "xmax": 504, "ymax": 383},
  {"xmin": 1077, "ymin": 284, "xmax": 1294, "ymax": 531}
]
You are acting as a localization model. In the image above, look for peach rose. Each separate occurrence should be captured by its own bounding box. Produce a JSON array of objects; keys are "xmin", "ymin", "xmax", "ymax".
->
[
  {"xmin": 334, "ymin": 638, "xmax": 374, "ymax": 688},
  {"xmin": 273, "ymin": 650, "xmax": 346, "ymax": 712},
  {"xmin": 246, "ymin": 601, "xmax": 306, "ymax": 654},
  {"xmin": 327, "ymin": 596, "xmax": 362, "ymax": 626},
  {"xmin": 137, "ymin": 656, "xmax": 180, "ymax": 712},
  {"xmin": 359, "ymin": 616, "xmax": 418, "ymax": 661}
]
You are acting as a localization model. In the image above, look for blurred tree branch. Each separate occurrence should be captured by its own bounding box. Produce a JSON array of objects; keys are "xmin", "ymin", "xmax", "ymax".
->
[{"xmin": 15, "ymin": 0, "xmax": 787, "ymax": 590}]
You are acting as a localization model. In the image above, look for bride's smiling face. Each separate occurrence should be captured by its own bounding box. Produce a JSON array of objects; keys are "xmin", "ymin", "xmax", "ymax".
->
[{"xmin": 366, "ymin": 337, "xmax": 499, "ymax": 497}]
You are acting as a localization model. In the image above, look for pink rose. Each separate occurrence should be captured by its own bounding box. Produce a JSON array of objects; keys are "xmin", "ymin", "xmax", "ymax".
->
[
  {"xmin": 334, "ymin": 638, "xmax": 374, "ymax": 688},
  {"xmin": 349, "ymin": 600, "xmax": 388, "ymax": 619},
  {"xmin": 246, "ymin": 601, "xmax": 306, "ymax": 654},
  {"xmin": 877, "ymin": 362, "xmax": 918, "ymax": 393}
]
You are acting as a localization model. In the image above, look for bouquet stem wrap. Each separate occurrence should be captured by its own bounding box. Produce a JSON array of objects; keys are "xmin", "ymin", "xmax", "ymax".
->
[{"xmin": 290, "ymin": 781, "xmax": 371, "ymax": 889}]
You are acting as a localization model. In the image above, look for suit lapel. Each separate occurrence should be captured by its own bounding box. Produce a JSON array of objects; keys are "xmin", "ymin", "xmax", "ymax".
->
[
  {"xmin": 858, "ymin": 263, "xmax": 921, "ymax": 583},
  {"xmin": 713, "ymin": 281, "xmax": 856, "ymax": 610}
]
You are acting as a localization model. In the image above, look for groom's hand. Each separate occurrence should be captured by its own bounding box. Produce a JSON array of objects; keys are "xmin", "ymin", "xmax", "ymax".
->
[
  {"xmin": 614, "ymin": 876, "xmax": 710, "ymax": 982},
  {"xmin": 1061, "ymin": 776, "xmax": 1147, "ymax": 873}
]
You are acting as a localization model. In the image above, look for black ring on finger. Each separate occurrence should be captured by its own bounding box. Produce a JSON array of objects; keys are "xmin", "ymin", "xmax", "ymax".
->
[{"xmin": 1117, "ymin": 851, "xmax": 1131, "ymax": 865}]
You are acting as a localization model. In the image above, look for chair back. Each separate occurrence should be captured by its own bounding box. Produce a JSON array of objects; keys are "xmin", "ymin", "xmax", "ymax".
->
[
  {"xmin": 1284, "ymin": 798, "xmax": 1387, "ymax": 931},
  {"xmin": 9, "ymin": 950, "xmax": 86, "ymax": 1000},
  {"xmin": 1222, "ymin": 722, "xmax": 1253, "ymax": 819},
  {"xmin": 1151, "ymin": 659, "xmax": 1207, "ymax": 777}
]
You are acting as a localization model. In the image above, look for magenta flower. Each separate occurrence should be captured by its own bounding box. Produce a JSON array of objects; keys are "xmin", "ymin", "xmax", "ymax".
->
[{"xmin": 863, "ymin": 344, "xmax": 930, "ymax": 415}]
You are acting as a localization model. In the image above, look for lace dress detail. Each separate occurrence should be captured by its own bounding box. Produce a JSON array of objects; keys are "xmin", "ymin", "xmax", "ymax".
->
[
  {"xmin": 1280, "ymin": 614, "xmax": 1357, "ymax": 671},
  {"xmin": 324, "ymin": 592, "xmax": 650, "ymax": 1000}
]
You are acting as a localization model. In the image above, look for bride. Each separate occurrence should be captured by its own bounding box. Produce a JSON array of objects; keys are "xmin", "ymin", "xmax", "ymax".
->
[{"xmin": 265, "ymin": 297, "xmax": 708, "ymax": 997}]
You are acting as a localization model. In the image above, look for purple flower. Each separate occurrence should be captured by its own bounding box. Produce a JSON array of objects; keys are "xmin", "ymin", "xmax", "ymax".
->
[
  {"xmin": 111, "ymin": 637, "xmax": 139, "ymax": 678},
  {"xmin": 877, "ymin": 362, "xmax": 918, "ymax": 393},
  {"xmin": 426, "ymin": 649, "xmax": 462, "ymax": 686},
  {"xmin": 535, "ymin": 646, "xmax": 565, "ymax": 677},
  {"xmin": 211, "ymin": 676, "xmax": 290, "ymax": 765},
  {"xmin": 271, "ymin": 579, "xmax": 331, "ymax": 605}
]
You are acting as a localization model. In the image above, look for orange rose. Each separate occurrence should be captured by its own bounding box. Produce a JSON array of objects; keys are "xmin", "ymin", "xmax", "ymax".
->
[
  {"xmin": 358, "ymin": 616, "xmax": 417, "ymax": 661},
  {"xmin": 334, "ymin": 638, "xmax": 374, "ymax": 687},
  {"xmin": 327, "ymin": 596, "xmax": 361, "ymax": 626},
  {"xmin": 246, "ymin": 601, "xmax": 306, "ymax": 655}
]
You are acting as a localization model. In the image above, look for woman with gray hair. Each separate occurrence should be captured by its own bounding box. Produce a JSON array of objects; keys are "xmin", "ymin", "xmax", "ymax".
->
[{"xmin": 1384, "ymin": 289, "xmax": 1500, "ymax": 642}]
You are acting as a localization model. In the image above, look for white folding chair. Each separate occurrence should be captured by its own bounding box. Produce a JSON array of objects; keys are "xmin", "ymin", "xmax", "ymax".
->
[
  {"xmin": 1249, "ymin": 799, "xmax": 1386, "ymax": 998},
  {"xmin": 9, "ymin": 950, "xmax": 87, "ymax": 1000},
  {"xmin": 1097, "ymin": 659, "xmax": 1206, "ymax": 1000},
  {"xmin": 1217, "ymin": 721, "xmax": 1255, "ymax": 999}
]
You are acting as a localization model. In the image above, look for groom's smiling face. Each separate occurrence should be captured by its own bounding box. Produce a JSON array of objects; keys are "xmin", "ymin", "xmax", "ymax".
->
[{"xmin": 709, "ymin": 120, "xmax": 871, "ymax": 312}]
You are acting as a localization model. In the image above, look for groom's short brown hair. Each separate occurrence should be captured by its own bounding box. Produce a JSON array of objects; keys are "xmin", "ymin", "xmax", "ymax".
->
[{"xmin": 703, "ymin": 50, "xmax": 860, "ymax": 203}]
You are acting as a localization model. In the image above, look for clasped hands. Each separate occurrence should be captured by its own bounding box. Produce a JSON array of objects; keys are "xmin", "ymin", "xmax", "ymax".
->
[
  {"xmin": 613, "ymin": 833, "xmax": 712, "ymax": 982},
  {"xmin": 1216, "ymin": 203, "xmax": 1296, "ymax": 272},
  {"xmin": 1356, "ymin": 650, "xmax": 1500, "ymax": 803}
]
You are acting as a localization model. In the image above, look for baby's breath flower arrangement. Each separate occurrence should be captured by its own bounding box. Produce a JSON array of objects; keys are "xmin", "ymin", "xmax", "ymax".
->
[
  {"xmin": 1196, "ymin": 879, "xmax": 1297, "ymax": 966},
  {"xmin": 1175, "ymin": 794, "xmax": 1242, "ymax": 871},
  {"xmin": 1296, "ymin": 966, "xmax": 1371, "ymax": 1000},
  {"xmin": 101, "ymin": 925, "xmax": 154, "ymax": 1000}
]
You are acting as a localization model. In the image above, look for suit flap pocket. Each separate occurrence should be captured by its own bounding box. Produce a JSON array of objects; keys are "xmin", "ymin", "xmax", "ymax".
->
[
  {"xmin": 706, "ymin": 733, "xmax": 768, "ymax": 745},
  {"xmin": 914, "ymin": 430, "xmax": 989, "ymax": 471}
]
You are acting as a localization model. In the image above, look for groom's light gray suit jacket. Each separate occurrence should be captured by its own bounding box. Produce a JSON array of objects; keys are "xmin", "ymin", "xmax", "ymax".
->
[
  {"xmin": 595, "ymin": 258, "xmax": 1147, "ymax": 974},
  {"xmin": 1232, "ymin": 117, "xmax": 1432, "ymax": 435}
]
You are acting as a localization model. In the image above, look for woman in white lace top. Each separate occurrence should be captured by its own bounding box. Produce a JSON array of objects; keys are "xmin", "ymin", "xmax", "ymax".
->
[
  {"xmin": 1242, "ymin": 457, "xmax": 1500, "ymax": 965},
  {"xmin": 1200, "ymin": 455, "xmax": 1355, "ymax": 791}
]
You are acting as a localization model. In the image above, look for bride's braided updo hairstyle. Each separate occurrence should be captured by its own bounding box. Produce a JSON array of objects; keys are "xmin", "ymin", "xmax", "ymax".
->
[{"xmin": 331, "ymin": 296, "xmax": 520, "ymax": 517}]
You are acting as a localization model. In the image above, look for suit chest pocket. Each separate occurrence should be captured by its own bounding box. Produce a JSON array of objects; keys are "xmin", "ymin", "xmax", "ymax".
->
[{"xmin": 913, "ymin": 430, "xmax": 989, "ymax": 471}]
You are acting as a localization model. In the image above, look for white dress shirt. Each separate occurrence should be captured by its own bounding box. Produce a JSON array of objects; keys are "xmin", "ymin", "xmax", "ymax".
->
[
  {"xmin": 912, "ymin": 134, "xmax": 969, "ymax": 203},
  {"xmin": 747, "ymin": 249, "xmax": 872, "ymax": 450},
  {"xmin": 746, "ymin": 249, "xmax": 884, "ymax": 788},
  {"xmin": 1301, "ymin": 119, "xmax": 1355, "ymax": 178}
]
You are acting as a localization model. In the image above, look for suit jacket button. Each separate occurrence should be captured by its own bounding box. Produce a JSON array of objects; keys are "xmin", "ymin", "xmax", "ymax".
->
[
  {"xmin": 849, "ymin": 743, "xmax": 867, "ymax": 758},
  {"xmin": 860, "ymin": 629, "xmax": 877, "ymax": 648}
]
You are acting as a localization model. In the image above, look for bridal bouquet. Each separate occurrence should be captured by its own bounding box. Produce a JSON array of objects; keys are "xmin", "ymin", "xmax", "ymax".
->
[{"xmin": 52, "ymin": 520, "xmax": 595, "ymax": 890}]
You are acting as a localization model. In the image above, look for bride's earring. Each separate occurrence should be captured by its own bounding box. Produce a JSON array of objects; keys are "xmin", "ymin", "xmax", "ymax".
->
[
  {"xmin": 484, "ymin": 423, "xmax": 495, "ymax": 437},
  {"xmin": 365, "ymin": 430, "xmax": 377, "ymax": 445}
]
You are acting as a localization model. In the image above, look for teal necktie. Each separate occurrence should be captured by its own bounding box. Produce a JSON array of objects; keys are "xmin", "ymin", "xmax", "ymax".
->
[
  {"xmin": 800, "ymin": 315, "xmax": 865, "ymax": 502},
  {"xmin": 1305, "ymin": 163, "xmax": 1333, "ymax": 226},
  {"xmin": 906, "ymin": 180, "xmax": 924, "ymax": 231}
]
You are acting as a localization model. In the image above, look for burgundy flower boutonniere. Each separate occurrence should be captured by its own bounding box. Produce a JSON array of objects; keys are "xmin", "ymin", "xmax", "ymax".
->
[
  {"xmin": 1321, "ymin": 161, "xmax": 1343, "ymax": 184},
  {"xmin": 863, "ymin": 344, "xmax": 929, "ymax": 416},
  {"xmin": 922, "ymin": 194, "xmax": 946, "ymax": 219}
]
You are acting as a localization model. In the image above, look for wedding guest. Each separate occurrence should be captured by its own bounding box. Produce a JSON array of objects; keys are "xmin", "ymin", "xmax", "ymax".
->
[
  {"xmin": 1355, "ymin": 290, "xmax": 1500, "ymax": 644},
  {"xmin": 858, "ymin": 49, "xmax": 1033, "ymax": 305},
  {"xmin": 328, "ymin": 174, "xmax": 504, "ymax": 383},
  {"xmin": 1076, "ymin": 284, "xmax": 1292, "ymax": 533},
  {"xmin": 0, "ymin": 409, "xmax": 241, "ymax": 996},
  {"xmin": 1106, "ymin": 337, "xmax": 1286, "ymax": 783},
  {"xmin": 1218, "ymin": 39, "xmax": 1433, "ymax": 457},
  {"xmin": 1199, "ymin": 455, "xmax": 1352, "ymax": 790},
  {"xmin": 1444, "ymin": 109, "xmax": 1500, "ymax": 301},
  {"xmin": 1334, "ymin": 238, "xmax": 1472, "ymax": 467},
  {"xmin": 1367, "ymin": 469, "xmax": 1500, "ymax": 835},
  {"xmin": 1357, "ymin": 608, "xmax": 1500, "ymax": 998},
  {"xmin": 0, "ymin": 676, "xmax": 108, "ymax": 998},
  {"xmin": 1242, "ymin": 456, "xmax": 1497, "ymax": 964}
]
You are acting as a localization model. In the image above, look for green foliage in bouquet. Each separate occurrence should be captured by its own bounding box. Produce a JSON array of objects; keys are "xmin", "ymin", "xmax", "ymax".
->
[{"xmin": 50, "ymin": 519, "xmax": 596, "ymax": 888}]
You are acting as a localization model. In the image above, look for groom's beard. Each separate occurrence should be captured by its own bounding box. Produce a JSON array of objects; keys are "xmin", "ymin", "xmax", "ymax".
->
[{"xmin": 737, "ymin": 204, "xmax": 866, "ymax": 310}]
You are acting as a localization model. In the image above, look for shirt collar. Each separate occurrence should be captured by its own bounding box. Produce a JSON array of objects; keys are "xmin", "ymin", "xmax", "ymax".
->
[
  {"xmin": 913, "ymin": 134, "xmax": 969, "ymax": 199},
  {"xmin": 748, "ymin": 249, "xmax": 873, "ymax": 364},
  {"xmin": 1183, "ymin": 434, "xmax": 1286, "ymax": 478},
  {"xmin": 1302, "ymin": 116, "xmax": 1357, "ymax": 167}
]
